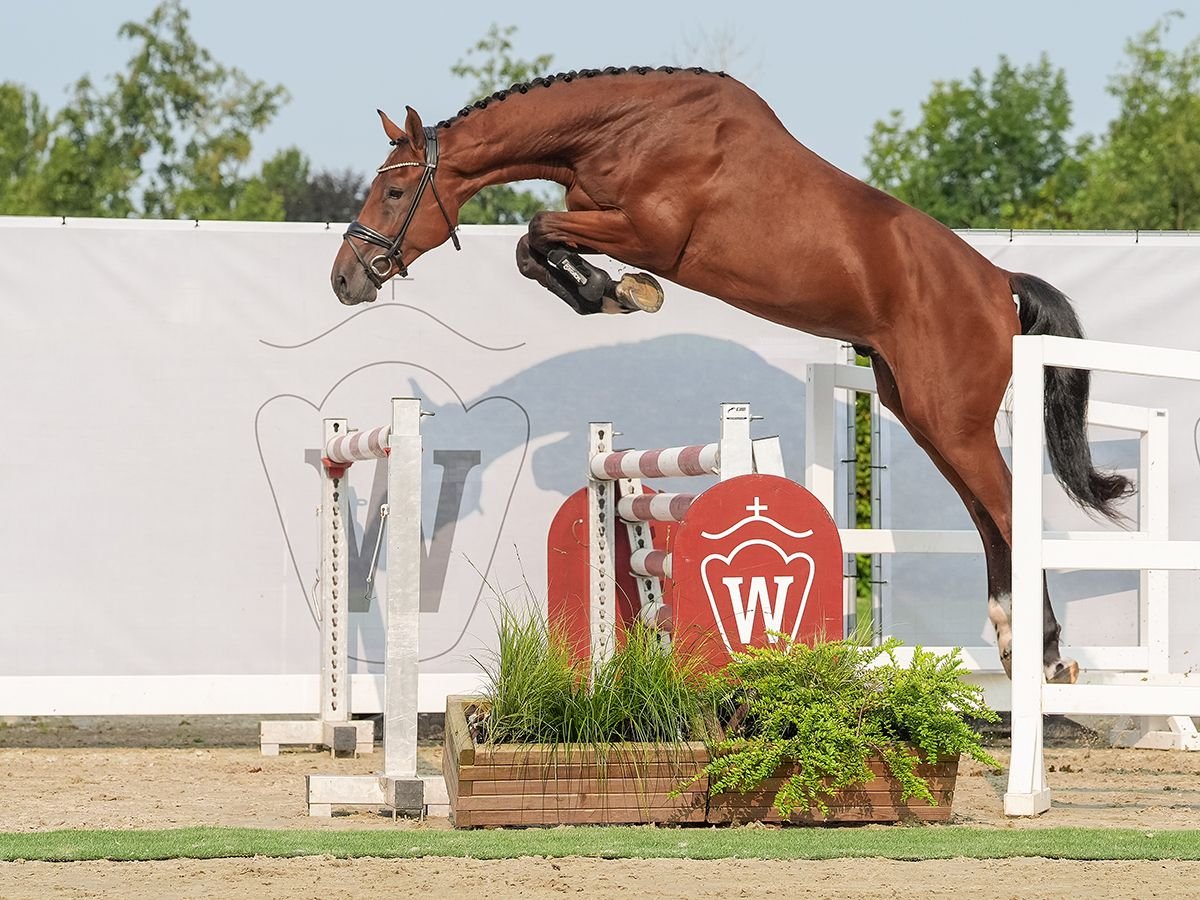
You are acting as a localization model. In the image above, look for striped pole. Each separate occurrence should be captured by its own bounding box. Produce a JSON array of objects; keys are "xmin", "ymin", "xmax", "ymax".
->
[
  {"xmin": 629, "ymin": 548, "xmax": 672, "ymax": 580},
  {"xmin": 325, "ymin": 424, "xmax": 391, "ymax": 464},
  {"xmin": 617, "ymin": 492, "xmax": 695, "ymax": 523},
  {"xmin": 589, "ymin": 443, "xmax": 719, "ymax": 481}
]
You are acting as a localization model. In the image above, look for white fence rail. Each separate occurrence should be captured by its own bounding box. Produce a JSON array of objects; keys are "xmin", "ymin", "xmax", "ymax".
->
[
  {"xmin": 1005, "ymin": 335, "xmax": 1200, "ymax": 815},
  {"xmin": 804, "ymin": 360, "xmax": 1171, "ymax": 681}
]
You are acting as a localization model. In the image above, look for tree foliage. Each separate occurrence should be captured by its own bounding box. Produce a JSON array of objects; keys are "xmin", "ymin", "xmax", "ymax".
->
[
  {"xmin": 865, "ymin": 55, "xmax": 1078, "ymax": 228},
  {"xmin": 864, "ymin": 15, "xmax": 1200, "ymax": 231},
  {"xmin": 0, "ymin": 84, "xmax": 50, "ymax": 215},
  {"xmin": 2, "ymin": 1, "xmax": 289, "ymax": 218},
  {"xmin": 1068, "ymin": 14, "xmax": 1200, "ymax": 230},
  {"xmin": 451, "ymin": 24, "xmax": 560, "ymax": 225},
  {"xmin": 0, "ymin": 1, "xmax": 366, "ymax": 221}
]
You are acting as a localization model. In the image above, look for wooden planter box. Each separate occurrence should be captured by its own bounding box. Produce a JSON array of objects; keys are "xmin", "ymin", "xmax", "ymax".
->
[
  {"xmin": 707, "ymin": 754, "xmax": 958, "ymax": 824},
  {"xmin": 445, "ymin": 697, "xmax": 958, "ymax": 827},
  {"xmin": 444, "ymin": 697, "xmax": 709, "ymax": 827}
]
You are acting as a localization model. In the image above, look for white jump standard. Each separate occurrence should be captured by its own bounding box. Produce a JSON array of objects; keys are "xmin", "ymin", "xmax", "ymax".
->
[
  {"xmin": 258, "ymin": 416, "xmax": 384, "ymax": 758},
  {"xmin": 585, "ymin": 402, "xmax": 785, "ymax": 666},
  {"xmin": 262, "ymin": 398, "xmax": 427, "ymax": 816}
]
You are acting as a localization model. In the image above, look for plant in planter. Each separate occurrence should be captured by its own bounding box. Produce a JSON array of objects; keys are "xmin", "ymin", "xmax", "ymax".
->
[
  {"xmin": 445, "ymin": 611, "xmax": 712, "ymax": 827},
  {"xmin": 446, "ymin": 606, "xmax": 999, "ymax": 827},
  {"xmin": 698, "ymin": 636, "xmax": 1000, "ymax": 822},
  {"xmin": 479, "ymin": 608, "xmax": 705, "ymax": 748}
]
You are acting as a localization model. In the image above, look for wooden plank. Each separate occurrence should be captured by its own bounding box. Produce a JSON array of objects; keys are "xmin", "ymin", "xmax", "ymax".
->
[
  {"xmin": 463, "ymin": 776, "xmax": 707, "ymax": 796},
  {"xmin": 709, "ymin": 790, "xmax": 954, "ymax": 823},
  {"xmin": 455, "ymin": 805, "xmax": 709, "ymax": 828},
  {"xmin": 711, "ymin": 775, "xmax": 957, "ymax": 793},
  {"xmin": 457, "ymin": 762, "xmax": 707, "ymax": 782},
  {"xmin": 711, "ymin": 790, "xmax": 954, "ymax": 808},
  {"xmin": 738, "ymin": 758, "xmax": 958, "ymax": 779},
  {"xmin": 473, "ymin": 741, "xmax": 709, "ymax": 767},
  {"xmin": 454, "ymin": 760, "xmax": 954, "ymax": 785},
  {"xmin": 444, "ymin": 696, "xmax": 476, "ymax": 766},
  {"xmin": 456, "ymin": 792, "xmax": 707, "ymax": 812},
  {"xmin": 442, "ymin": 739, "xmax": 462, "ymax": 802}
]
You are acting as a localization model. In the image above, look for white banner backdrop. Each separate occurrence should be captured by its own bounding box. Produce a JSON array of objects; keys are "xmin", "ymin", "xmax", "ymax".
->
[
  {"xmin": 0, "ymin": 220, "xmax": 1197, "ymax": 714},
  {"xmin": 0, "ymin": 219, "xmax": 835, "ymax": 714}
]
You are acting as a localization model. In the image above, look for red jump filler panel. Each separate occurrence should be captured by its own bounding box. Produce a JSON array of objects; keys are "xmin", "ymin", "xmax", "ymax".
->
[{"xmin": 670, "ymin": 474, "xmax": 843, "ymax": 670}]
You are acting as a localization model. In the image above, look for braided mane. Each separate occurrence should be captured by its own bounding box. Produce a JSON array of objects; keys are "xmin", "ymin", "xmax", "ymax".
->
[{"xmin": 435, "ymin": 66, "xmax": 728, "ymax": 129}]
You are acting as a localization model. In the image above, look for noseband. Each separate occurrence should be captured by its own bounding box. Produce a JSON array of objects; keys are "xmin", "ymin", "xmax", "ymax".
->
[{"xmin": 343, "ymin": 126, "xmax": 461, "ymax": 287}]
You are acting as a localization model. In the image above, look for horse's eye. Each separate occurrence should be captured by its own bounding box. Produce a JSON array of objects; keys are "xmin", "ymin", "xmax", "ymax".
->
[{"xmin": 386, "ymin": 186, "xmax": 404, "ymax": 200}]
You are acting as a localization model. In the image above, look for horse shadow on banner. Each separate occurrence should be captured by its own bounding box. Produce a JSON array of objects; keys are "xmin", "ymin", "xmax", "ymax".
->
[
  {"xmin": 399, "ymin": 333, "xmax": 813, "ymax": 663},
  {"xmin": 256, "ymin": 331, "xmax": 814, "ymax": 670},
  {"xmin": 427, "ymin": 333, "xmax": 811, "ymax": 507}
]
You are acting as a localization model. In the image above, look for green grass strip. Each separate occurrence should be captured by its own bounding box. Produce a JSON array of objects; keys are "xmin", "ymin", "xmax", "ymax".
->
[{"xmin": 1, "ymin": 827, "xmax": 1199, "ymax": 863}]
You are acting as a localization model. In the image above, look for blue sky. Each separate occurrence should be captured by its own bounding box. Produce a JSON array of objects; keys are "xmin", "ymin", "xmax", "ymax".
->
[{"xmin": 2, "ymin": 0, "xmax": 1196, "ymax": 179}]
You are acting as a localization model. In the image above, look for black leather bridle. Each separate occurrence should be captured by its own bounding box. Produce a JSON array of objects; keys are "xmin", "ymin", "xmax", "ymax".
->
[{"xmin": 343, "ymin": 126, "xmax": 461, "ymax": 287}]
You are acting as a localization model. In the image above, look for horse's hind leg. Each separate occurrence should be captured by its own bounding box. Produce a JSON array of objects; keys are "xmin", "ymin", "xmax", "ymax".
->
[
  {"xmin": 870, "ymin": 351, "xmax": 1077, "ymax": 684},
  {"xmin": 526, "ymin": 210, "xmax": 668, "ymax": 314}
]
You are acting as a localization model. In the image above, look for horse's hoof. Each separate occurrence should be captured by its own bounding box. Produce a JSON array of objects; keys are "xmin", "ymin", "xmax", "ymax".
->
[
  {"xmin": 1045, "ymin": 659, "xmax": 1079, "ymax": 684},
  {"xmin": 614, "ymin": 272, "xmax": 665, "ymax": 313}
]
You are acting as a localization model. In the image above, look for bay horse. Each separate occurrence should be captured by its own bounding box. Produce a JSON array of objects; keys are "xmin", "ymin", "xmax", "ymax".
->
[{"xmin": 330, "ymin": 66, "xmax": 1131, "ymax": 683}]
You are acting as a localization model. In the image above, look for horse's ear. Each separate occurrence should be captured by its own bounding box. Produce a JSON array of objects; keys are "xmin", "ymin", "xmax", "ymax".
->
[
  {"xmin": 405, "ymin": 107, "xmax": 426, "ymax": 155},
  {"xmin": 377, "ymin": 109, "xmax": 405, "ymax": 143}
]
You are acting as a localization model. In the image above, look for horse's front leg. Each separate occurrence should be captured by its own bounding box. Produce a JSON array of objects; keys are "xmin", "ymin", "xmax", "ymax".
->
[
  {"xmin": 524, "ymin": 210, "xmax": 666, "ymax": 314},
  {"xmin": 515, "ymin": 235, "xmax": 615, "ymax": 315}
]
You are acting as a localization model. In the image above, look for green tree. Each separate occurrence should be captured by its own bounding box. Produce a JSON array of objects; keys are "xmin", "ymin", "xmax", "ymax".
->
[
  {"xmin": 451, "ymin": 24, "xmax": 561, "ymax": 224},
  {"xmin": 117, "ymin": 1, "xmax": 288, "ymax": 219},
  {"xmin": 1069, "ymin": 14, "xmax": 1200, "ymax": 230},
  {"xmin": 279, "ymin": 163, "xmax": 368, "ymax": 222},
  {"xmin": 0, "ymin": 1, "xmax": 291, "ymax": 219},
  {"xmin": 865, "ymin": 55, "xmax": 1080, "ymax": 228},
  {"xmin": 0, "ymin": 84, "xmax": 50, "ymax": 214}
]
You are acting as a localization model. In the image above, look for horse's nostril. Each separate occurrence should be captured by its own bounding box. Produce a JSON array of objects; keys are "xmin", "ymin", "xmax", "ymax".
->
[{"xmin": 335, "ymin": 273, "xmax": 348, "ymax": 291}]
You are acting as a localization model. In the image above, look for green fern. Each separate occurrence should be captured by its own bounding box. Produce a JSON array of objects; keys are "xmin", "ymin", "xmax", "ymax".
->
[{"xmin": 703, "ymin": 637, "xmax": 999, "ymax": 816}]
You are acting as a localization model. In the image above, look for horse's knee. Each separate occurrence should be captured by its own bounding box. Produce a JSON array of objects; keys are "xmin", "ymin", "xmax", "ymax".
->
[
  {"xmin": 515, "ymin": 237, "xmax": 540, "ymax": 279},
  {"xmin": 527, "ymin": 211, "xmax": 553, "ymax": 247}
]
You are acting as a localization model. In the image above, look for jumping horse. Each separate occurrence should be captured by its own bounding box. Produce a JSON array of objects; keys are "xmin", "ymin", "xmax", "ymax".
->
[{"xmin": 330, "ymin": 67, "xmax": 1131, "ymax": 683}]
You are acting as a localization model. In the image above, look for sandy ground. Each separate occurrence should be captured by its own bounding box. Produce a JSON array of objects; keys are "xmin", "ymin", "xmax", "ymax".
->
[
  {"xmin": 3, "ymin": 858, "xmax": 1200, "ymax": 900},
  {"xmin": 2, "ymin": 716, "xmax": 1199, "ymax": 897}
]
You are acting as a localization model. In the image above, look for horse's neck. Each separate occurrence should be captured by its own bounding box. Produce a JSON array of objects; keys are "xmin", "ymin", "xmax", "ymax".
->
[{"xmin": 440, "ymin": 93, "xmax": 612, "ymax": 198}]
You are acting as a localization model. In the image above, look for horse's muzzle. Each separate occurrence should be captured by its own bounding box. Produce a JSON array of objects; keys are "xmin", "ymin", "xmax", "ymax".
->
[{"xmin": 331, "ymin": 269, "xmax": 378, "ymax": 306}]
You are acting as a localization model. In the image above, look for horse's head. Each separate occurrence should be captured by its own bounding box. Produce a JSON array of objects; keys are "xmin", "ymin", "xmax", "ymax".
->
[{"xmin": 331, "ymin": 107, "xmax": 461, "ymax": 305}]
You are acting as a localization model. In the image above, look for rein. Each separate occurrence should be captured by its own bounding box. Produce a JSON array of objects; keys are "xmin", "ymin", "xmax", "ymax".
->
[{"xmin": 343, "ymin": 126, "xmax": 461, "ymax": 287}]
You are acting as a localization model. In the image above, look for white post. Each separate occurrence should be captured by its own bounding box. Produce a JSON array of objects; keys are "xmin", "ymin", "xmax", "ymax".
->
[
  {"xmin": 1134, "ymin": 409, "xmax": 1199, "ymax": 748},
  {"xmin": 1142, "ymin": 409, "xmax": 1170, "ymax": 677},
  {"xmin": 384, "ymin": 399, "xmax": 422, "ymax": 783},
  {"xmin": 588, "ymin": 423, "xmax": 616, "ymax": 669},
  {"xmin": 305, "ymin": 399, "xmax": 427, "ymax": 815},
  {"xmin": 805, "ymin": 365, "xmax": 837, "ymax": 510},
  {"xmin": 261, "ymin": 419, "xmax": 376, "ymax": 757},
  {"xmin": 321, "ymin": 418, "xmax": 351, "ymax": 727},
  {"xmin": 870, "ymin": 392, "xmax": 886, "ymax": 644},
  {"xmin": 1005, "ymin": 336, "xmax": 1051, "ymax": 816},
  {"xmin": 805, "ymin": 365, "xmax": 853, "ymax": 633},
  {"xmin": 718, "ymin": 402, "xmax": 753, "ymax": 479}
]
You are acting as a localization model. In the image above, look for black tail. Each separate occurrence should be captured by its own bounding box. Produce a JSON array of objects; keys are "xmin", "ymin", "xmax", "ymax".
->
[{"xmin": 1010, "ymin": 272, "xmax": 1133, "ymax": 519}]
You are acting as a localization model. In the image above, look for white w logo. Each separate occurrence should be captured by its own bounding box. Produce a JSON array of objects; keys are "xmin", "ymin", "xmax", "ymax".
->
[{"xmin": 721, "ymin": 576, "xmax": 796, "ymax": 645}]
